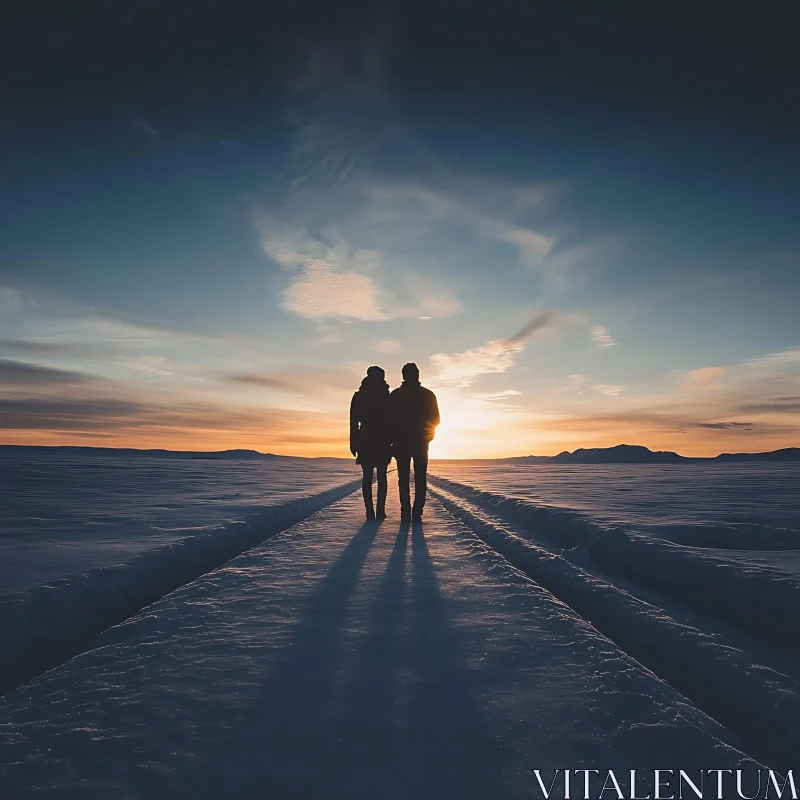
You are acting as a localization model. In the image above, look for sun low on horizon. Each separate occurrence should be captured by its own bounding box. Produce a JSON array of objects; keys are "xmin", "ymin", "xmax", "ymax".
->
[{"xmin": 2, "ymin": 17, "xmax": 799, "ymax": 459}]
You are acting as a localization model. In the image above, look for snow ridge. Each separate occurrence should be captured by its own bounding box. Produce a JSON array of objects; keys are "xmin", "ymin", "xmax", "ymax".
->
[
  {"xmin": 429, "ymin": 475, "xmax": 605, "ymax": 548},
  {"xmin": 0, "ymin": 479, "xmax": 360, "ymax": 696},
  {"xmin": 429, "ymin": 483, "xmax": 800, "ymax": 771},
  {"xmin": 590, "ymin": 528, "xmax": 800, "ymax": 648},
  {"xmin": 430, "ymin": 474, "xmax": 800, "ymax": 649}
]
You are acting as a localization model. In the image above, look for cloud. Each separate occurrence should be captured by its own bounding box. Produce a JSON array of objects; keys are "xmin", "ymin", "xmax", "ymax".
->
[
  {"xmin": 569, "ymin": 373, "xmax": 589, "ymax": 388},
  {"xmin": 367, "ymin": 183, "xmax": 554, "ymax": 269},
  {"xmin": 552, "ymin": 410, "xmax": 776, "ymax": 437},
  {"xmin": 371, "ymin": 339, "xmax": 401, "ymax": 354},
  {"xmin": 0, "ymin": 287, "xmax": 23, "ymax": 311},
  {"xmin": 0, "ymin": 392, "xmax": 349, "ymax": 455},
  {"xmin": 285, "ymin": 31, "xmax": 392, "ymax": 191},
  {"xmin": 692, "ymin": 421, "xmax": 754, "ymax": 430},
  {"xmin": 226, "ymin": 365, "xmax": 359, "ymax": 395},
  {"xmin": 472, "ymin": 389, "xmax": 523, "ymax": 400},
  {"xmin": 592, "ymin": 383, "xmax": 623, "ymax": 396},
  {"xmin": 414, "ymin": 293, "xmax": 463, "ymax": 318},
  {"xmin": 0, "ymin": 396, "xmax": 144, "ymax": 430},
  {"xmin": 0, "ymin": 339, "xmax": 101, "ymax": 358},
  {"xmin": 535, "ymin": 343, "xmax": 800, "ymax": 454},
  {"xmin": 430, "ymin": 311, "xmax": 556, "ymax": 387},
  {"xmin": 256, "ymin": 214, "xmax": 388, "ymax": 321},
  {"xmin": 591, "ymin": 325, "xmax": 617, "ymax": 347},
  {"xmin": 255, "ymin": 212, "xmax": 461, "ymax": 321},
  {"xmin": 282, "ymin": 264, "xmax": 389, "ymax": 321},
  {"xmin": 125, "ymin": 110, "xmax": 161, "ymax": 143},
  {"xmin": 119, "ymin": 356, "xmax": 175, "ymax": 376},
  {"xmin": 684, "ymin": 366, "xmax": 726, "ymax": 385},
  {"xmin": 0, "ymin": 359, "xmax": 100, "ymax": 387},
  {"xmin": 0, "ymin": 284, "xmax": 266, "ymax": 355},
  {"xmin": 737, "ymin": 399, "xmax": 800, "ymax": 414},
  {"xmin": 502, "ymin": 228, "xmax": 554, "ymax": 265}
]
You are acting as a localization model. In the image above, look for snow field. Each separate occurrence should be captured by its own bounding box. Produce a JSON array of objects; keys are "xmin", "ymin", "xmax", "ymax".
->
[{"xmin": 0, "ymin": 493, "xmax": 757, "ymax": 799}]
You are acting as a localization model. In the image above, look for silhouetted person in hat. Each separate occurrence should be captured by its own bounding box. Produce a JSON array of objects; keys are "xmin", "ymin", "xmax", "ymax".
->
[
  {"xmin": 350, "ymin": 365, "xmax": 392, "ymax": 521},
  {"xmin": 389, "ymin": 362, "xmax": 440, "ymax": 523}
]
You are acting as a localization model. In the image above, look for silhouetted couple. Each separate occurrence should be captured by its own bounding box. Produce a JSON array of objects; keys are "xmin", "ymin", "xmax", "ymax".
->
[{"xmin": 349, "ymin": 362, "xmax": 440, "ymax": 524}]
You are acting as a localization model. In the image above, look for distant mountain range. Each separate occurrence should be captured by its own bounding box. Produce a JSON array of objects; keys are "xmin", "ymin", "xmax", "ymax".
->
[
  {"xmin": 508, "ymin": 444, "xmax": 800, "ymax": 464},
  {"xmin": 2, "ymin": 443, "xmax": 799, "ymax": 463},
  {"xmin": 0, "ymin": 445, "xmax": 287, "ymax": 460}
]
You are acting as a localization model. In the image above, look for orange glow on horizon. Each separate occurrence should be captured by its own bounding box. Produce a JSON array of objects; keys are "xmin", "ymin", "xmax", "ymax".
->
[{"xmin": 3, "ymin": 422, "xmax": 797, "ymax": 460}]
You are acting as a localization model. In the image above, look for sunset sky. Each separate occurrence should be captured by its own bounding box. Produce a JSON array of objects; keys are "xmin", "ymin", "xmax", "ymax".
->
[{"xmin": 2, "ymin": 3, "xmax": 799, "ymax": 458}]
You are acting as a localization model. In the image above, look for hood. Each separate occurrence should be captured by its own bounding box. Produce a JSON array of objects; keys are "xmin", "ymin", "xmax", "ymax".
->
[{"xmin": 359, "ymin": 375, "xmax": 390, "ymax": 394}]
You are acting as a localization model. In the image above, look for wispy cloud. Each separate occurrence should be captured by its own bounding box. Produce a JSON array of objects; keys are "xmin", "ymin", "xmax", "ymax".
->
[
  {"xmin": 371, "ymin": 339, "xmax": 401, "ymax": 354},
  {"xmin": 225, "ymin": 364, "xmax": 360, "ymax": 397},
  {"xmin": 0, "ymin": 287, "xmax": 23, "ymax": 311},
  {"xmin": 0, "ymin": 338, "xmax": 101, "ymax": 358},
  {"xmin": 538, "ymin": 344, "xmax": 800, "ymax": 454},
  {"xmin": 591, "ymin": 325, "xmax": 617, "ymax": 347},
  {"xmin": 693, "ymin": 421, "xmax": 754, "ymax": 430},
  {"xmin": 125, "ymin": 110, "xmax": 161, "ymax": 144},
  {"xmin": 683, "ymin": 366, "xmax": 725, "ymax": 385},
  {"xmin": 0, "ymin": 359, "xmax": 101, "ymax": 387},
  {"xmin": 430, "ymin": 312, "xmax": 557, "ymax": 387},
  {"xmin": 367, "ymin": 183, "xmax": 554, "ymax": 269},
  {"xmin": 592, "ymin": 383, "xmax": 623, "ymax": 396},
  {"xmin": 0, "ymin": 393, "xmax": 347, "ymax": 454}
]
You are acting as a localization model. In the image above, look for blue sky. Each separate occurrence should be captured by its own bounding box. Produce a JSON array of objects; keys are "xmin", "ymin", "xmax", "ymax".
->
[{"xmin": 1, "ymin": 4, "xmax": 799, "ymax": 456}]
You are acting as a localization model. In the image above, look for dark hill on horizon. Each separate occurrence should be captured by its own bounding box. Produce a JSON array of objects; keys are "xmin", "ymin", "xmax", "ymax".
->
[
  {"xmin": 0, "ymin": 445, "xmax": 292, "ymax": 460},
  {"xmin": 509, "ymin": 444, "xmax": 800, "ymax": 464},
  {"xmin": 2, "ymin": 443, "xmax": 799, "ymax": 463},
  {"xmin": 551, "ymin": 444, "xmax": 689, "ymax": 464}
]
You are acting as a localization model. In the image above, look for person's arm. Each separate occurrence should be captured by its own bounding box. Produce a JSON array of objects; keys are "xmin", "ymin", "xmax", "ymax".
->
[
  {"xmin": 431, "ymin": 392, "xmax": 440, "ymax": 429},
  {"xmin": 349, "ymin": 394, "xmax": 360, "ymax": 457},
  {"xmin": 426, "ymin": 390, "xmax": 440, "ymax": 441}
]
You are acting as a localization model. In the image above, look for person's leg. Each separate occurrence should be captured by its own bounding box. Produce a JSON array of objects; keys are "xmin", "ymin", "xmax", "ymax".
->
[
  {"xmin": 411, "ymin": 447, "xmax": 429, "ymax": 521},
  {"xmin": 375, "ymin": 464, "xmax": 388, "ymax": 520},
  {"xmin": 361, "ymin": 465, "xmax": 375, "ymax": 520},
  {"xmin": 395, "ymin": 452, "xmax": 412, "ymax": 521}
]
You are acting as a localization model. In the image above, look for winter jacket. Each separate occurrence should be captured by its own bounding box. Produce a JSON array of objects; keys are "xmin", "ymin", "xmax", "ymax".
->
[
  {"xmin": 349, "ymin": 377, "xmax": 392, "ymax": 466},
  {"xmin": 389, "ymin": 380, "xmax": 440, "ymax": 452}
]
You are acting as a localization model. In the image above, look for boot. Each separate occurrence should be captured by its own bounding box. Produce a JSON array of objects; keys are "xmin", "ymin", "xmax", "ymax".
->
[
  {"xmin": 364, "ymin": 496, "xmax": 376, "ymax": 521},
  {"xmin": 400, "ymin": 504, "xmax": 411, "ymax": 523}
]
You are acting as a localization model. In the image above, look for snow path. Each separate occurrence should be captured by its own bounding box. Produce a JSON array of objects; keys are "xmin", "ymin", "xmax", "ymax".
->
[{"xmin": 0, "ymin": 494, "xmax": 757, "ymax": 799}]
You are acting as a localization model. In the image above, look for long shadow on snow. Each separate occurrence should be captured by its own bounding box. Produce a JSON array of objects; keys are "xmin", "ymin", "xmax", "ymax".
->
[
  {"xmin": 198, "ymin": 518, "xmax": 507, "ymax": 799},
  {"xmin": 197, "ymin": 520, "xmax": 379, "ymax": 797},
  {"xmin": 404, "ymin": 522, "xmax": 509, "ymax": 797}
]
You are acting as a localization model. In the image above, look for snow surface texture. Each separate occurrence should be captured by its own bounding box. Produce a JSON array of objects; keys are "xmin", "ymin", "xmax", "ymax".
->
[
  {"xmin": 429, "ymin": 481, "xmax": 800, "ymax": 772},
  {"xmin": 0, "ymin": 449, "xmax": 359, "ymax": 595},
  {"xmin": 429, "ymin": 473, "xmax": 800, "ymax": 648},
  {"xmin": 0, "ymin": 477, "xmax": 361, "ymax": 695},
  {"xmin": 433, "ymin": 460, "xmax": 800, "ymax": 531},
  {"xmin": 0, "ymin": 494, "xmax": 758, "ymax": 799}
]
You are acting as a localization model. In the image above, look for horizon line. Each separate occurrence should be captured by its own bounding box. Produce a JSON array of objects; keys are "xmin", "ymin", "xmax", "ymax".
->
[{"xmin": 2, "ymin": 442, "xmax": 798, "ymax": 461}]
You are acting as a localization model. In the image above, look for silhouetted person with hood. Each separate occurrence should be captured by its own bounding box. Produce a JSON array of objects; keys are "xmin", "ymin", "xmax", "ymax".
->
[
  {"xmin": 390, "ymin": 362, "xmax": 440, "ymax": 523},
  {"xmin": 350, "ymin": 365, "xmax": 392, "ymax": 521}
]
